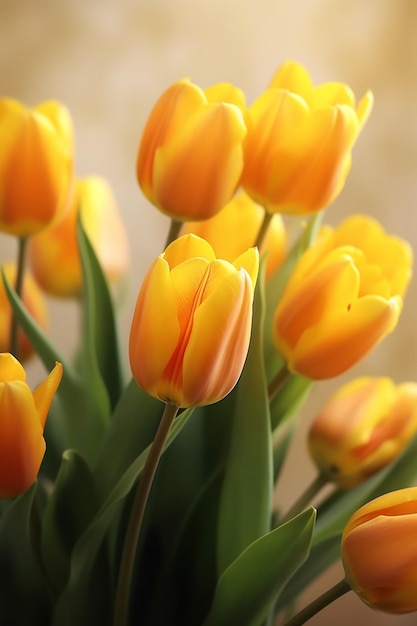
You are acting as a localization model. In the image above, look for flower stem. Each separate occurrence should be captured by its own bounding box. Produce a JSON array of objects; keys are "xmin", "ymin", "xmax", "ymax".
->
[
  {"xmin": 278, "ymin": 472, "xmax": 328, "ymax": 524},
  {"xmin": 255, "ymin": 209, "xmax": 274, "ymax": 250},
  {"xmin": 164, "ymin": 218, "xmax": 182, "ymax": 248},
  {"xmin": 283, "ymin": 578, "xmax": 351, "ymax": 626},
  {"xmin": 268, "ymin": 365, "xmax": 291, "ymax": 402},
  {"xmin": 113, "ymin": 402, "xmax": 179, "ymax": 626},
  {"xmin": 10, "ymin": 236, "xmax": 28, "ymax": 358}
]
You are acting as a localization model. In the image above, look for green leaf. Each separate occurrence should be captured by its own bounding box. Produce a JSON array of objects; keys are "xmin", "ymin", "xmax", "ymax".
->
[
  {"xmin": 0, "ymin": 485, "xmax": 49, "ymax": 625},
  {"xmin": 76, "ymin": 214, "xmax": 125, "ymax": 410},
  {"xmin": 276, "ymin": 432, "xmax": 417, "ymax": 611},
  {"xmin": 275, "ymin": 535, "xmax": 340, "ymax": 612},
  {"xmin": 41, "ymin": 450, "xmax": 98, "ymax": 594},
  {"xmin": 93, "ymin": 378, "xmax": 163, "ymax": 499},
  {"xmin": 216, "ymin": 261, "xmax": 273, "ymax": 574},
  {"xmin": 51, "ymin": 407, "xmax": 194, "ymax": 625},
  {"xmin": 145, "ymin": 469, "xmax": 223, "ymax": 626},
  {"xmin": 203, "ymin": 508, "xmax": 316, "ymax": 626},
  {"xmin": 2, "ymin": 270, "xmax": 109, "ymax": 465}
]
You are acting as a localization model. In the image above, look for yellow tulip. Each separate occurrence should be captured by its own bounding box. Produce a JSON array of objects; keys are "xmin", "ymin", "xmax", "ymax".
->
[
  {"xmin": 28, "ymin": 176, "xmax": 129, "ymax": 298},
  {"xmin": 129, "ymin": 234, "xmax": 258, "ymax": 408},
  {"xmin": 309, "ymin": 377, "xmax": 417, "ymax": 489},
  {"xmin": 136, "ymin": 79, "xmax": 246, "ymax": 221},
  {"xmin": 342, "ymin": 487, "xmax": 417, "ymax": 613},
  {"xmin": 0, "ymin": 264, "xmax": 48, "ymax": 361},
  {"xmin": 181, "ymin": 191, "xmax": 286, "ymax": 280},
  {"xmin": 273, "ymin": 215, "xmax": 412, "ymax": 379},
  {"xmin": 0, "ymin": 353, "xmax": 62, "ymax": 498},
  {"xmin": 241, "ymin": 60, "xmax": 373, "ymax": 215},
  {"xmin": 0, "ymin": 99, "xmax": 74, "ymax": 237}
]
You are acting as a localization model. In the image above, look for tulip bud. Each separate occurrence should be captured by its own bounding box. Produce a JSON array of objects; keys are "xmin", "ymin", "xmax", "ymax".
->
[
  {"xmin": 273, "ymin": 215, "xmax": 412, "ymax": 379},
  {"xmin": 28, "ymin": 176, "xmax": 129, "ymax": 298},
  {"xmin": 341, "ymin": 487, "xmax": 417, "ymax": 613},
  {"xmin": 136, "ymin": 79, "xmax": 246, "ymax": 221},
  {"xmin": 0, "ymin": 353, "xmax": 62, "ymax": 498},
  {"xmin": 241, "ymin": 60, "xmax": 373, "ymax": 215},
  {"xmin": 309, "ymin": 377, "xmax": 417, "ymax": 489},
  {"xmin": 129, "ymin": 234, "xmax": 258, "ymax": 408},
  {"xmin": 0, "ymin": 264, "xmax": 48, "ymax": 361},
  {"xmin": 181, "ymin": 191, "xmax": 286, "ymax": 280},
  {"xmin": 0, "ymin": 99, "xmax": 74, "ymax": 237}
]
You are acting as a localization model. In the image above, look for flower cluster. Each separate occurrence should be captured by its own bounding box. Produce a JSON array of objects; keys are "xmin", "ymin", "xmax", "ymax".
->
[{"xmin": 0, "ymin": 60, "xmax": 416, "ymax": 626}]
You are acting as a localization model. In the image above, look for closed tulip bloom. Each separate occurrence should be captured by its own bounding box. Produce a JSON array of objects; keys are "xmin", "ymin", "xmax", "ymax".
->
[
  {"xmin": 136, "ymin": 79, "xmax": 246, "ymax": 221},
  {"xmin": 0, "ymin": 99, "xmax": 74, "ymax": 237},
  {"xmin": 181, "ymin": 191, "xmax": 286, "ymax": 280},
  {"xmin": 0, "ymin": 353, "xmax": 63, "ymax": 498},
  {"xmin": 273, "ymin": 215, "xmax": 412, "ymax": 379},
  {"xmin": 129, "ymin": 234, "xmax": 258, "ymax": 408},
  {"xmin": 28, "ymin": 176, "xmax": 129, "ymax": 298},
  {"xmin": 342, "ymin": 487, "xmax": 417, "ymax": 613},
  {"xmin": 309, "ymin": 377, "xmax": 417, "ymax": 489},
  {"xmin": 0, "ymin": 264, "xmax": 48, "ymax": 361},
  {"xmin": 241, "ymin": 60, "xmax": 373, "ymax": 215}
]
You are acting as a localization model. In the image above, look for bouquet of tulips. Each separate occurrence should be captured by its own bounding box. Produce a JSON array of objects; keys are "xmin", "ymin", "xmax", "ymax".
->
[{"xmin": 1, "ymin": 60, "xmax": 417, "ymax": 626}]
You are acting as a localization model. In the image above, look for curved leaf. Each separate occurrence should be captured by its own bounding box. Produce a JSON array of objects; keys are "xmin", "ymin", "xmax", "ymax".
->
[
  {"xmin": 51, "ymin": 407, "xmax": 194, "ymax": 625},
  {"xmin": 216, "ymin": 261, "xmax": 273, "ymax": 574},
  {"xmin": 2, "ymin": 270, "xmax": 107, "ymax": 464},
  {"xmin": 41, "ymin": 450, "xmax": 98, "ymax": 593},
  {"xmin": 204, "ymin": 508, "xmax": 316, "ymax": 626},
  {"xmin": 76, "ymin": 214, "xmax": 125, "ymax": 410}
]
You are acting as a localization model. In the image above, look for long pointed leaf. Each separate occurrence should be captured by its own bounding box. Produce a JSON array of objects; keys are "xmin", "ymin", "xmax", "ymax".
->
[
  {"xmin": 76, "ymin": 214, "xmax": 125, "ymax": 409},
  {"xmin": 216, "ymin": 261, "xmax": 273, "ymax": 574},
  {"xmin": 204, "ymin": 508, "xmax": 316, "ymax": 626}
]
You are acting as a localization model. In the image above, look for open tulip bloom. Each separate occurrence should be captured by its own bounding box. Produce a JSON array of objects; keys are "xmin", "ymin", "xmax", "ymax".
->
[{"xmin": 0, "ymin": 60, "xmax": 417, "ymax": 626}]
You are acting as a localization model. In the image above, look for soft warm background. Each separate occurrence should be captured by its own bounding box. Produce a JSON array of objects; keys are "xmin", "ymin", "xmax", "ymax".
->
[{"xmin": 1, "ymin": 1, "xmax": 417, "ymax": 624}]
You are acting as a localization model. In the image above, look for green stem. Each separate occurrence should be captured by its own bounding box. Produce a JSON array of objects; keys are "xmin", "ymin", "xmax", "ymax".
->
[
  {"xmin": 164, "ymin": 218, "xmax": 183, "ymax": 248},
  {"xmin": 9, "ymin": 236, "xmax": 28, "ymax": 358},
  {"xmin": 268, "ymin": 365, "xmax": 291, "ymax": 403},
  {"xmin": 278, "ymin": 472, "xmax": 328, "ymax": 524},
  {"xmin": 283, "ymin": 578, "xmax": 351, "ymax": 626},
  {"xmin": 254, "ymin": 209, "xmax": 274, "ymax": 250},
  {"xmin": 113, "ymin": 402, "xmax": 179, "ymax": 626}
]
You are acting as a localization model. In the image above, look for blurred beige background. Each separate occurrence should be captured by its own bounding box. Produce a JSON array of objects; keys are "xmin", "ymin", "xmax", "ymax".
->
[{"xmin": 1, "ymin": 0, "xmax": 417, "ymax": 624}]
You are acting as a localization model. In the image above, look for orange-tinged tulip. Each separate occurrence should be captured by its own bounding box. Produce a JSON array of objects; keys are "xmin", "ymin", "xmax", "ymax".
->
[
  {"xmin": 0, "ymin": 264, "xmax": 48, "ymax": 361},
  {"xmin": 273, "ymin": 215, "xmax": 412, "ymax": 379},
  {"xmin": 0, "ymin": 353, "xmax": 62, "ymax": 498},
  {"xmin": 342, "ymin": 487, "xmax": 417, "ymax": 613},
  {"xmin": 0, "ymin": 99, "xmax": 74, "ymax": 237},
  {"xmin": 136, "ymin": 79, "xmax": 246, "ymax": 221},
  {"xmin": 129, "ymin": 234, "xmax": 258, "ymax": 408},
  {"xmin": 309, "ymin": 377, "xmax": 417, "ymax": 489},
  {"xmin": 241, "ymin": 60, "xmax": 373, "ymax": 215},
  {"xmin": 28, "ymin": 176, "xmax": 129, "ymax": 298},
  {"xmin": 181, "ymin": 191, "xmax": 286, "ymax": 280}
]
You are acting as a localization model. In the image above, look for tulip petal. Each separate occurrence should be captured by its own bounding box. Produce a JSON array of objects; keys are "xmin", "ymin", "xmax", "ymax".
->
[
  {"xmin": 129, "ymin": 257, "xmax": 180, "ymax": 398},
  {"xmin": 232, "ymin": 247, "xmax": 259, "ymax": 289},
  {"xmin": 0, "ymin": 352, "xmax": 26, "ymax": 382},
  {"xmin": 136, "ymin": 80, "xmax": 206, "ymax": 204},
  {"xmin": 204, "ymin": 83, "xmax": 246, "ymax": 112},
  {"xmin": 32, "ymin": 361, "xmax": 63, "ymax": 428},
  {"xmin": 0, "ymin": 381, "xmax": 45, "ymax": 497},
  {"xmin": 291, "ymin": 295, "xmax": 402, "ymax": 379},
  {"xmin": 163, "ymin": 233, "xmax": 216, "ymax": 269},
  {"xmin": 343, "ymin": 515, "xmax": 417, "ymax": 612},
  {"xmin": 275, "ymin": 252, "xmax": 361, "ymax": 352},
  {"xmin": 268, "ymin": 60, "xmax": 313, "ymax": 101},
  {"xmin": 153, "ymin": 102, "xmax": 246, "ymax": 219},
  {"xmin": 271, "ymin": 105, "xmax": 359, "ymax": 212},
  {"xmin": 182, "ymin": 267, "xmax": 252, "ymax": 406}
]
